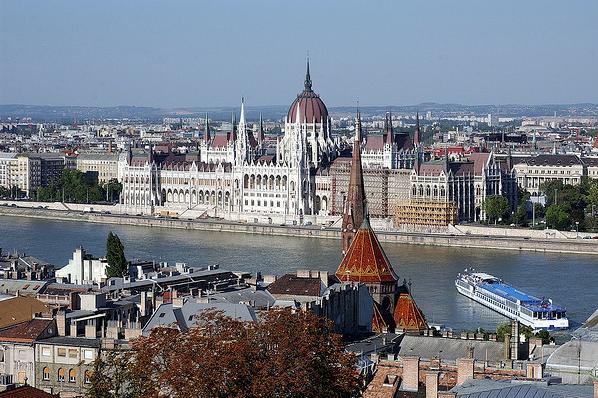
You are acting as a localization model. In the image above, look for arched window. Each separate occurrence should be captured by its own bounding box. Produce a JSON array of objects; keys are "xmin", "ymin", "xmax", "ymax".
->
[
  {"xmin": 57, "ymin": 368, "xmax": 65, "ymax": 382},
  {"xmin": 69, "ymin": 369, "xmax": 77, "ymax": 383},
  {"xmin": 84, "ymin": 370, "xmax": 92, "ymax": 384},
  {"xmin": 426, "ymin": 185, "xmax": 431, "ymax": 196},
  {"xmin": 412, "ymin": 185, "xmax": 417, "ymax": 196},
  {"xmin": 43, "ymin": 367, "xmax": 50, "ymax": 381}
]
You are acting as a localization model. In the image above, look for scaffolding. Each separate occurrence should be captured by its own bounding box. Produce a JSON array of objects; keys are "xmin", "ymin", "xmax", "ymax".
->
[{"xmin": 394, "ymin": 198, "xmax": 458, "ymax": 228}]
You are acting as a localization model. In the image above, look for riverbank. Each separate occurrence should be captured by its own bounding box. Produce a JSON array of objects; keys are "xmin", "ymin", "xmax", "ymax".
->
[{"xmin": 1, "ymin": 205, "xmax": 597, "ymax": 255}]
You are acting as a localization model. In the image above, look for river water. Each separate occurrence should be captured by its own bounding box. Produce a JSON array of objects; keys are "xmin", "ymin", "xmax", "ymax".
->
[{"xmin": 1, "ymin": 216, "xmax": 596, "ymax": 333}]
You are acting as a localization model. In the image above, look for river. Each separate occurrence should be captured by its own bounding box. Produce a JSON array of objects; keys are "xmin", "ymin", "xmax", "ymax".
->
[{"xmin": 1, "ymin": 215, "xmax": 596, "ymax": 333}]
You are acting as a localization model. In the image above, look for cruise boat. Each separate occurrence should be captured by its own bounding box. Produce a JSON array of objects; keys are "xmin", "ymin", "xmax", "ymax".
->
[{"xmin": 455, "ymin": 270, "xmax": 569, "ymax": 331}]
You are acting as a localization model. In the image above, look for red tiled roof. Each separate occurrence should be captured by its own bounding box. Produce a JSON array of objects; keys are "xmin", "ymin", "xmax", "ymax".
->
[
  {"xmin": 336, "ymin": 218, "xmax": 399, "ymax": 284},
  {"xmin": 393, "ymin": 292, "xmax": 428, "ymax": 332},
  {"xmin": 211, "ymin": 135, "xmax": 229, "ymax": 148},
  {"xmin": 0, "ymin": 385, "xmax": 59, "ymax": 398},
  {"xmin": 364, "ymin": 135, "xmax": 385, "ymax": 150},
  {"xmin": 0, "ymin": 318, "xmax": 54, "ymax": 343}
]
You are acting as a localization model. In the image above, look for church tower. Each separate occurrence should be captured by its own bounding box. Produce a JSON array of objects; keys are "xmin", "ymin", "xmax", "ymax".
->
[{"xmin": 341, "ymin": 109, "xmax": 367, "ymax": 254}]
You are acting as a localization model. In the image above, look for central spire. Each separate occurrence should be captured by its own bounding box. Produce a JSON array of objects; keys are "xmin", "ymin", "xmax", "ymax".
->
[
  {"xmin": 341, "ymin": 108, "xmax": 367, "ymax": 254},
  {"xmin": 304, "ymin": 57, "xmax": 312, "ymax": 91}
]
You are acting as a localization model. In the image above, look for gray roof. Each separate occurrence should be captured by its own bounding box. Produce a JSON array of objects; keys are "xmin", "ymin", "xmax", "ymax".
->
[
  {"xmin": 451, "ymin": 379, "xmax": 593, "ymax": 398},
  {"xmin": 208, "ymin": 286, "xmax": 275, "ymax": 309},
  {"xmin": 143, "ymin": 300, "xmax": 257, "ymax": 335},
  {"xmin": 36, "ymin": 336, "xmax": 101, "ymax": 348},
  {"xmin": 77, "ymin": 153, "xmax": 120, "ymax": 161},
  {"xmin": 397, "ymin": 335, "xmax": 505, "ymax": 363},
  {"xmin": 0, "ymin": 279, "xmax": 49, "ymax": 295}
]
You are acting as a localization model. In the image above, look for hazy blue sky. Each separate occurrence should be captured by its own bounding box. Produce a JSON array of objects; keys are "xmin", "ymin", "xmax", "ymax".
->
[{"xmin": 1, "ymin": 0, "xmax": 597, "ymax": 107}]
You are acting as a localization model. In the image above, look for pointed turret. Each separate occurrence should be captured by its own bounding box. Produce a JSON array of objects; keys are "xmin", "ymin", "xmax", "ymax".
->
[
  {"xmin": 304, "ymin": 57, "xmax": 312, "ymax": 91},
  {"xmin": 414, "ymin": 112, "xmax": 421, "ymax": 146},
  {"xmin": 258, "ymin": 113, "xmax": 265, "ymax": 145},
  {"xmin": 204, "ymin": 113, "xmax": 211, "ymax": 142},
  {"xmin": 239, "ymin": 97, "xmax": 246, "ymax": 126},
  {"xmin": 341, "ymin": 109, "xmax": 367, "ymax": 254},
  {"xmin": 229, "ymin": 112, "xmax": 237, "ymax": 142},
  {"xmin": 385, "ymin": 110, "xmax": 394, "ymax": 145}
]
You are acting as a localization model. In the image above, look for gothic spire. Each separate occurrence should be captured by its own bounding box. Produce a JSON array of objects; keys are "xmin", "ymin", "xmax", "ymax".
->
[
  {"xmin": 341, "ymin": 109, "xmax": 367, "ymax": 254},
  {"xmin": 258, "ymin": 113, "xmax": 265, "ymax": 144},
  {"xmin": 239, "ymin": 97, "xmax": 246, "ymax": 126},
  {"xmin": 414, "ymin": 112, "xmax": 421, "ymax": 146},
  {"xmin": 385, "ymin": 110, "xmax": 393, "ymax": 145},
  {"xmin": 204, "ymin": 113, "xmax": 210, "ymax": 142},
  {"xmin": 304, "ymin": 57, "xmax": 312, "ymax": 91}
]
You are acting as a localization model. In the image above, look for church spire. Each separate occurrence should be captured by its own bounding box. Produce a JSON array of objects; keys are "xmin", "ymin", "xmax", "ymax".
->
[
  {"xmin": 385, "ymin": 110, "xmax": 393, "ymax": 145},
  {"xmin": 304, "ymin": 56, "xmax": 312, "ymax": 91},
  {"xmin": 258, "ymin": 113, "xmax": 265, "ymax": 145},
  {"xmin": 414, "ymin": 112, "xmax": 421, "ymax": 146},
  {"xmin": 239, "ymin": 97, "xmax": 246, "ymax": 126},
  {"xmin": 341, "ymin": 109, "xmax": 367, "ymax": 254},
  {"xmin": 204, "ymin": 113, "xmax": 211, "ymax": 142}
]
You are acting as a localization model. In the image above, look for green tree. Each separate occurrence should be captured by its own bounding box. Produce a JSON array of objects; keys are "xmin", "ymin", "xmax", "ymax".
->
[
  {"xmin": 103, "ymin": 178, "xmax": 123, "ymax": 202},
  {"xmin": 106, "ymin": 232, "xmax": 128, "ymax": 277},
  {"xmin": 545, "ymin": 204, "xmax": 572, "ymax": 230},
  {"xmin": 513, "ymin": 203, "xmax": 528, "ymax": 226},
  {"xmin": 484, "ymin": 196, "xmax": 510, "ymax": 224}
]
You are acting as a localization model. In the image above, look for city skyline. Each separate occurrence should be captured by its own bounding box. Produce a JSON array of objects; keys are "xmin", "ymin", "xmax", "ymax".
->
[{"xmin": 1, "ymin": 0, "xmax": 597, "ymax": 108}]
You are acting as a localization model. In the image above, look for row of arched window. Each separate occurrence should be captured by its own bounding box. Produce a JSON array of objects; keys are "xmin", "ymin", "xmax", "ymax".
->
[
  {"xmin": 43, "ymin": 367, "xmax": 91, "ymax": 384},
  {"xmin": 243, "ymin": 174, "xmax": 288, "ymax": 190}
]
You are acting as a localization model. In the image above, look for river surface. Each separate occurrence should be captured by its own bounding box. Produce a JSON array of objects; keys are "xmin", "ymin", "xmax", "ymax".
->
[{"xmin": 1, "ymin": 215, "xmax": 596, "ymax": 333}]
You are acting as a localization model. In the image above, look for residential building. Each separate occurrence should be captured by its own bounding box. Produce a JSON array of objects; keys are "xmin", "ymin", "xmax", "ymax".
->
[
  {"xmin": 76, "ymin": 152, "xmax": 120, "ymax": 184},
  {"xmin": 0, "ymin": 296, "xmax": 51, "ymax": 329},
  {"xmin": 55, "ymin": 247, "xmax": 107, "ymax": 286},
  {"xmin": 0, "ymin": 318, "xmax": 56, "ymax": 387},
  {"xmin": 34, "ymin": 337, "xmax": 99, "ymax": 397}
]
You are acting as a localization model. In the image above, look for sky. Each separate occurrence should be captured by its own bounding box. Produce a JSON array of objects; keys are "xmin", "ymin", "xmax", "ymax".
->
[{"xmin": 1, "ymin": 0, "xmax": 597, "ymax": 108}]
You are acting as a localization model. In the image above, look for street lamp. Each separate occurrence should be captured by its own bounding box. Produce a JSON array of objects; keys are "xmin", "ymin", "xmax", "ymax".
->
[{"xmin": 575, "ymin": 221, "xmax": 579, "ymax": 239}]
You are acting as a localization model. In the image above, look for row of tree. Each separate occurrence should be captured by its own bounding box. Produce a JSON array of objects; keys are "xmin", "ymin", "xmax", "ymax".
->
[
  {"xmin": 36, "ymin": 169, "xmax": 122, "ymax": 203},
  {"xmin": 484, "ymin": 177, "xmax": 598, "ymax": 232},
  {"xmin": 87, "ymin": 309, "xmax": 361, "ymax": 398}
]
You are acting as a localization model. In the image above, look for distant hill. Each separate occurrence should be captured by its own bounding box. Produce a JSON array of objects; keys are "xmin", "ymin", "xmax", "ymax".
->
[{"xmin": 1, "ymin": 103, "xmax": 597, "ymax": 123}]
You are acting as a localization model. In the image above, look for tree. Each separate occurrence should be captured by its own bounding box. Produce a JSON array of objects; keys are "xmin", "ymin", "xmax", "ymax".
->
[
  {"xmin": 545, "ymin": 204, "xmax": 572, "ymax": 230},
  {"xmin": 90, "ymin": 309, "xmax": 362, "ymax": 398},
  {"xmin": 484, "ymin": 196, "xmax": 510, "ymax": 224},
  {"xmin": 512, "ymin": 203, "xmax": 528, "ymax": 226},
  {"xmin": 106, "ymin": 232, "xmax": 127, "ymax": 277},
  {"xmin": 87, "ymin": 348, "xmax": 141, "ymax": 398}
]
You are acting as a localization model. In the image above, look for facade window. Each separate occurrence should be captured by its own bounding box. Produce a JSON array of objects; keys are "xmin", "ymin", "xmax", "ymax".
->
[
  {"xmin": 57, "ymin": 348, "xmax": 66, "ymax": 357},
  {"xmin": 83, "ymin": 350, "xmax": 94, "ymax": 360},
  {"xmin": 68, "ymin": 349, "xmax": 78, "ymax": 359},
  {"xmin": 69, "ymin": 369, "xmax": 77, "ymax": 383},
  {"xmin": 84, "ymin": 370, "xmax": 92, "ymax": 384},
  {"xmin": 43, "ymin": 367, "xmax": 50, "ymax": 381},
  {"xmin": 58, "ymin": 368, "xmax": 65, "ymax": 382},
  {"xmin": 41, "ymin": 346, "xmax": 51, "ymax": 357}
]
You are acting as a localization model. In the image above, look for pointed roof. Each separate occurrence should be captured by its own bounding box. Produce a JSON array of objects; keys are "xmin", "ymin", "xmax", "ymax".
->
[
  {"xmin": 204, "ymin": 113, "xmax": 210, "ymax": 142},
  {"xmin": 414, "ymin": 112, "xmax": 421, "ymax": 146},
  {"xmin": 336, "ymin": 217, "xmax": 399, "ymax": 283},
  {"xmin": 341, "ymin": 110, "xmax": 367, "ymax": 246},
  {"xmin": 393, "ymin": 292, "xmax": 428, "ymax": 332},
  {"xmin": 385, "ymin": 111, "xmax": 393, "ymax": 145},
  {"xmin": 258, "ymin": 113, "xmax": 265, "ymax": 144}
]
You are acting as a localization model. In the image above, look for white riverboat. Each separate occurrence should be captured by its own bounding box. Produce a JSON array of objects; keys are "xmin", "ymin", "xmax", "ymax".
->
[{"xmin": 455, "ymin": 270, "xmax": 569, "ymax": 331}]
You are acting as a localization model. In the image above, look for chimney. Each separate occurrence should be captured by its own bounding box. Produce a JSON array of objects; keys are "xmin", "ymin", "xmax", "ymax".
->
[
  {"xmin": 511, "ymin": 320, "xmax": 520, "ymax": 360},
  {"xmin": 457, "ymin": 358, "xmax": 474, "ymax": 385},
  {"xmin": 504, "ymin": 333, "xmax": 511, "ymax": 360},
  {"xmin": 401, "ymin": 356, "xmax": 420, "ymax": 392},
  {"xmin": 526, "ymin": 363, "xmax": 543, "ymax": 380},
  {"xmin": 425, "ymin": 371, "xmax": 438, "ymax": 398},
  {"xmin": 56, "ymin": 311, "xmax": 67, "ymax": 337}
]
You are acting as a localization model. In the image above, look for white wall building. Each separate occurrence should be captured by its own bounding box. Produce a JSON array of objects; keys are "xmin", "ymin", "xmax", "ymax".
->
[{"xmin": 55, "ymin": 247, "xmax": 108, "ymax": 285}]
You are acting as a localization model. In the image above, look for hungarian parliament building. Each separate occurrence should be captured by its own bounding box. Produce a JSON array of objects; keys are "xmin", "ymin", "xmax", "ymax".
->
[{"xmin": 118, "ymin": 62, "xmax": 518, "ymax": 226}]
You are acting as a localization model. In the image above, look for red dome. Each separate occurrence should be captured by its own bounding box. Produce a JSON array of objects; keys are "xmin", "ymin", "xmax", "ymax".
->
[{"xmin": 287, "ymin": 61, "xmax": 328, "ymax": 124}]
